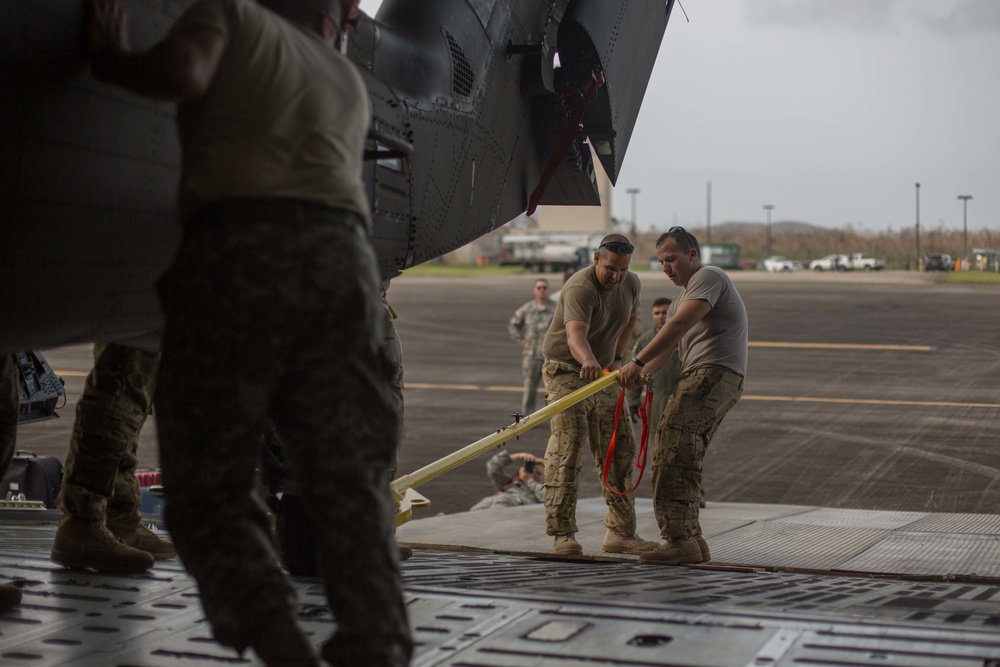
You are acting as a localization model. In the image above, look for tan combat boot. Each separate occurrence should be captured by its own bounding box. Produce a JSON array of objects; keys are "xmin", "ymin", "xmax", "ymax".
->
[
  {"xmin": 107, "ymin": 510, "xmax": 177, "ymax": 561},
  {"xmin": 553, "ymin": 534, "xmax": 582, "ymax": 555},
  {"xmin": 0, "ymin": 583, "xmax": 23, "ymax": 612},
  {"xmin": 51, "ymin": 517, "xmax": 154, "ymax": 573},
  {"xmin": 601, "ymin": 529, "xmax": 660, "ymax": 554},
  {"xmin": 638, "ymin": 537, "xmax": 705, "ymax": 565}
]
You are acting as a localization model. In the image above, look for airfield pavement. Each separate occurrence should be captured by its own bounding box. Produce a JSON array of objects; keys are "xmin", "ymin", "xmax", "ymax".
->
[{"xmin": 15, "ymin": 269, "xmax": 1000, "ymax": 519}]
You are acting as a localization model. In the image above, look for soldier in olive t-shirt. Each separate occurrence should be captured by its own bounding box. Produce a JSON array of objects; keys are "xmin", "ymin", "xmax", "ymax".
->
[{"xmin": 539, "ymin": 235, "xmax": 660, "ymax": 558}]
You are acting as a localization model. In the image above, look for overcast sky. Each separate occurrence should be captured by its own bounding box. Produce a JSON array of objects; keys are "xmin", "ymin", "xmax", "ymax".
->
[{"xmin": 359, "ymin": 0, "xmax": 998, "ymax": 233}]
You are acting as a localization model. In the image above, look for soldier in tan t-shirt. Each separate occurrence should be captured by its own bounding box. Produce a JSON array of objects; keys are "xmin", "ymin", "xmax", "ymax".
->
[
  {"xmin": 539, "ymin": 234, "xmax": 660, "ymax": 557},
  {"xmin": 85, "ymin": 1, "xmax": 409, "ymax": 665},
  {"xmin": 620, "ymin": 227, "xmax": 748, "ymax": 568}
]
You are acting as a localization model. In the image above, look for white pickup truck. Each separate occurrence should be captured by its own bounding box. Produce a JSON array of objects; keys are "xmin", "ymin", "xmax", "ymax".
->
[
  {"xmin": 809, "ymin": 254, "xmax": 848, "ymax": 271},
  {"xmin": 845, "ymin": 253, "xmax": 886, "ymax": 271}
]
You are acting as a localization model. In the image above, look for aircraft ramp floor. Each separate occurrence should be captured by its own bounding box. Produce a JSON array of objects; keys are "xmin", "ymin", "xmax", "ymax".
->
[
  {"xmin": 4, "ymin": 501, "xmax": 1000, "ymax": 666},
  {"xmin": 397, "ymin": 499, "xmax": 1000, "ymax": 580}
]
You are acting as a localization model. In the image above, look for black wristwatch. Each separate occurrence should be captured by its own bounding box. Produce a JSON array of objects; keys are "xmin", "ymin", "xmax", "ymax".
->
[
  {"xmin": 630, "ymin": 356, "xmax": 646, "ymax": 368},
  {"xmin": 613, "ymin": 354, "xmax": 624, "ymax": 362}
]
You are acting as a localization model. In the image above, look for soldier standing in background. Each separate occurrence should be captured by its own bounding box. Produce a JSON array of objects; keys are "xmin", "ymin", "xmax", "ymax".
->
[
  {"xmin": 626, "ymin": 298, "xmax": 680, "ymax": 425},
  {"xmin": 382, "ymin": 279, "xmax": 414, "ymax": 560},
  {"xmin": 0, "ymin": 354, "xmax": 24, "ymax": 612},
  {"xmin": 50, "ymin": 343, "xmax": 174, "ymax": 573},
  {"xmin": 508, "ymin": 278, "xmax": 556, "ymax": 416}
]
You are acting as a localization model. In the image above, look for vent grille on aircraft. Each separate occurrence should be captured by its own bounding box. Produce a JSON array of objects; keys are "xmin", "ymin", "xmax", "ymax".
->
[{"xmin": 444, "ymin": 30, "xmax": 474, "ymax": 98}]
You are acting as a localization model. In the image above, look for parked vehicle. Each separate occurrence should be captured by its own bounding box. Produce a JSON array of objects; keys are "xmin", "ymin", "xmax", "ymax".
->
[
  {"xmin": 762, "ymin": 256, "xmax": 796, "ymax": 272},
  {"xmin": 923, "ymin": 253, "xmax": 954, "ymax": 271},
  {"xmin": 701, "ymin": 243, "xmax": 741, "ymax": 269},
  {"xmin": 498, "ymin": 233, "xmax": 601, "ymax": 273},
  {"xmin": 810, "ymin": 254, "xmax": 849, "ymax": 271},
  {"xmin": 845, "ymin": 253, "xmax": 886, "ymax": 271}
]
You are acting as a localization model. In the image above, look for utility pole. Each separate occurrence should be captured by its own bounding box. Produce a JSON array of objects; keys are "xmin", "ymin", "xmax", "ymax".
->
[
  {"xmin": 626, "ymin": 188, "xmax": 640, "ymax": 238},
  {"xmin": 915, "ymin": 183, "xmax": 920, "ymax": 271},
  {"xmin": 706, "ymin": 181, "xmax": 712, "ymax": 245},
  {"xmin": 958, "ymin": 194, "xmax": 973, "ymax": 271},
  {"xmin": 763, "ymin": 204, "xmax": 774, "ymax": 258}
]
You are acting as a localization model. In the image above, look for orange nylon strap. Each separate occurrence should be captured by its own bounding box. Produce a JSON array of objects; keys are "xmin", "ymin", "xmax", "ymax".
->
[{"xmin": 602, "ymin": 382, "xmax": 653, "ymax": 496}]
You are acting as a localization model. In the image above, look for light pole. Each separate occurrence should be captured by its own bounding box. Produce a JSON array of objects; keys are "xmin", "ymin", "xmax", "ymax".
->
[
  {"xmin": 626, "ymin": 188, "xmax": 640, "ymax": 237},
  {"xmin": 706, "ymin": 181, "xmax": 712, "ymax": 244},
  {"xmin": 958, "ymin": 194, "xmax": 973, "ymax": 271},
  {"xmin": 763, "ymin": 204, "xmax": 774, "ymax": 258},
  {"xmin": 915, "ymin": 183, "xmax": 920, "ymax": 271}
]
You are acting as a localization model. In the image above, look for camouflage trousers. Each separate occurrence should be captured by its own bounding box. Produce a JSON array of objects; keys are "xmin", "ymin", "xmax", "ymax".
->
[
  {"xmin": 652, "ymin": 366, "xmax": 743, "ymax": 541},
  {"xmin": 520, "ymin": 353, "xmax": 545, "ymax": 416},
  {"xmin": 0, "ymin": 354, "xmax": 17, "ymax": 478},
  {"xmin": 57, "ymin": 343, "xmax": 159, "ymax": 521},
  {"xmin": 542, "ymin": 362, "xmax": 638, "ymax": 537},
  {"xmin": 381, "ymin": 284, "xmax": 404, "ymax": 479},
  {"xmin": 155, "ymin": 208, "xmax": 411, "ymax": 664}
]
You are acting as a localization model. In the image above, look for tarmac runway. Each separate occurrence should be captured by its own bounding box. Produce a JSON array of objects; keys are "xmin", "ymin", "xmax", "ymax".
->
[{"xmin": 17, "ymin": 269, "xmax": 1000, "ymax": 518}]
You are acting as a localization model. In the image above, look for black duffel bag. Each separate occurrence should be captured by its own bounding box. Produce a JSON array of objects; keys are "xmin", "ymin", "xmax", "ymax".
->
[{"xmin": 2, "ymin": 451, "xmax": 63, "ymax": 508}]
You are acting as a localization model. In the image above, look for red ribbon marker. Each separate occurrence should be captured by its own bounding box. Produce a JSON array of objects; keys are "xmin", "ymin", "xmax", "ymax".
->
[{"xmin": 602, "ymin": 380, "xmax": 653, "ymax": 496}]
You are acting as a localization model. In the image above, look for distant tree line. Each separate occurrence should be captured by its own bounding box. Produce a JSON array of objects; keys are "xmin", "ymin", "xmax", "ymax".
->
[{"xmin": 632, "ymin": 223, "xmax": 1000, "ymax": 270}]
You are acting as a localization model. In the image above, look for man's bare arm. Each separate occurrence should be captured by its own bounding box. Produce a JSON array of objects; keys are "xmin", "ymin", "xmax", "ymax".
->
[
  {"xmin": 565, "ymin": 320, "xmax": 603, "ymax": 382},
  {"xmin": 88, "ymin": 0, "xmax": 225, "ymax": 103},
  {"xmin": 609, "ymin": 311, "xmax": 638, "ymax": 370},
  {"xmin": 619, "ymin": 299, "xmax": 712, "ymax": 387}
]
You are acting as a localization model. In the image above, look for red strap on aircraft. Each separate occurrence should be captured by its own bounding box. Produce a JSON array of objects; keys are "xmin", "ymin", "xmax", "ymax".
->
[
  {"xmin": 525, "ymin": 69, "xmax": 605, "ymax": 216},
  {"xmin": 602, "ymin": 383, "xmax": 653, "ymax": 496}
]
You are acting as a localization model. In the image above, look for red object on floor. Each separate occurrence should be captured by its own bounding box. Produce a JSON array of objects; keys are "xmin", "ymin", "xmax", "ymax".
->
[{"xmin": 135, "ymin": 471, "xmax": 161, "ymax": 487}]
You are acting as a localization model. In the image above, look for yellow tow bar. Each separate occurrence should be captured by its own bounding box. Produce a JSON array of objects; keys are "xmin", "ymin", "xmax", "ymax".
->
[{"xmin": 391, "ymin": 370, "xmax": 619, "ymax": 526}]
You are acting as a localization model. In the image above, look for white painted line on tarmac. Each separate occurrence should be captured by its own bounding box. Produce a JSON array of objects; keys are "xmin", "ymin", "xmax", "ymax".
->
[
  {"xmin": 742, "ymin": 395, "xmax": 1000, "ymax": 409},
  {"xmin": 750, "ymin": 342, "xmax": 934, "ymax": 351},
  {"xmin": 405, "ymin": 383, "xmax": 1000, "ymax": 409}
]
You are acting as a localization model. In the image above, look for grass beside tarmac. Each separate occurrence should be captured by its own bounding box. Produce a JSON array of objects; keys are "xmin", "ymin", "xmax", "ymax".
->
[
  {"xmin": 401, "ymin": 263, "xmax": 528, "ymax": 277},
  {"xmin": 400, "ymin": 263, "xmax": 1000, "ymax": 282},
  {"xmin": 401, "ymin": 263, "xmax": 662, "ymax": 277},
  {"xmin": 938, "ymin": 271, "xmax": 1000, "ymax": 285}
]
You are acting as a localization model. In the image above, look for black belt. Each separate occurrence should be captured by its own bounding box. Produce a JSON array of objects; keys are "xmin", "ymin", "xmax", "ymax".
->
[
  {"xmin": 184, "ymin": 198, "xmax": 359, "ymax": 236},
  {"xmin": 683, "ymin": 365, "xmax": 744, "ymax": 388}
]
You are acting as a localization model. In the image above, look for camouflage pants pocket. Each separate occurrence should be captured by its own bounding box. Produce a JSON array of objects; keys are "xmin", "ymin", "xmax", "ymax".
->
[{"xmin": 651, "ymin": 373, "xmax": 742, "ymax": 539}]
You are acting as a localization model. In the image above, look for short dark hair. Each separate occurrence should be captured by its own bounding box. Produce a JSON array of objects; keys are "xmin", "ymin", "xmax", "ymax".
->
[
  {"xmin": 651, "ymin": 297, "xmax": 672, "ymax": 308},
  {"xmin": 596, "ymin": 233, "xmax": 634, "ymax": 258},
  {"xmin": 656, "ymin": 227, "xmax": 699, "ymax": 255}
]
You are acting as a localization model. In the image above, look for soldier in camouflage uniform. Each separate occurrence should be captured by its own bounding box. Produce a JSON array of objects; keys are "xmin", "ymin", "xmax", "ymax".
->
[
  {"xmin": 620, "ymin": 228, "xmax": 747, "ymax": 566},
  {"xmin": 382, "ymin": 280, "xmax": 405, "ymax": 434},
  {"xmin": 540, "ymin": 235, "xmax": 660, "ymax": 556},
  {"xmin": 508, "ymin": 279, "xmax": 557, "ymax": 416},
  {"xmin": 50, "ymin": 343, "xmax": 175, "ymax": 573},
  {"xmin": 626, "ymin": 298, "xmax": 681, "ymax": 426},
  {"xmin": 0, "ymin": 354, "xmax": 24, "ymax": 612},
  {"xmin": 87, "ymin": 0, "xmax": 410, "ymax": 665},
  {"xmin": 470, "ymin": 450, "xmax": 545, "ymax": 510},
  {"xmin": 382, "ymin": 279, "xmax": 415, "ymax": 561}
]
